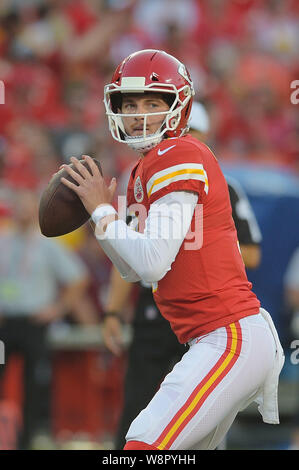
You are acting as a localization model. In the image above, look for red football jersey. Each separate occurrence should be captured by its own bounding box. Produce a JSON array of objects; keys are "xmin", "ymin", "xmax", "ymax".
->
[{"xmin": 126, "ymin": 135, "xmax": 260, "ymax": 343}]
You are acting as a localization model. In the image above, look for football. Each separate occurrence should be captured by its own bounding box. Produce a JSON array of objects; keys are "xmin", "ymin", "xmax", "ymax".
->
[{"xmin": 39, "ymin": 158, "xmax": 103, "ymax": 237}]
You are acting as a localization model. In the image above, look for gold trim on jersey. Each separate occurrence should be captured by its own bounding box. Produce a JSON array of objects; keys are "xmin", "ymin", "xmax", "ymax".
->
[
  {"xmin": 152, "ymin": 282, "xmax": 158, "ymax": 293},
  {"xmin": 146, "ymin": 163, "xmax": 208, "ymax": 197}
]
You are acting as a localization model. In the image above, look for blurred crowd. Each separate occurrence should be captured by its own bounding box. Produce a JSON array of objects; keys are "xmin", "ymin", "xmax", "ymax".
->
[
  {"xmin": 0, "ymin": 0, "xmax": 297, "ymax": 201},
  {"xmin": 0, "ymin": 0, "xmax": 298, "ymax": 450}
]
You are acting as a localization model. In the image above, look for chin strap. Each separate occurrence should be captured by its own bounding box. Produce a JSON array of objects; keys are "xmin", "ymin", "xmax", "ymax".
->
[{"xmin": 125, "ymin": 133, "xmax": 163, "ymax": 153}]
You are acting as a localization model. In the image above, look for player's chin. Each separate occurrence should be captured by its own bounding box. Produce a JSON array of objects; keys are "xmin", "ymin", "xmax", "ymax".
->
[{"xmin": 131, "ymin": 130, "xmax": 148, "ymax": 136}]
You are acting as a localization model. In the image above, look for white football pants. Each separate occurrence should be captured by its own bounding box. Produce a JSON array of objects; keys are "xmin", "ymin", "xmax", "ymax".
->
[{"xmin": 125, "ymin": 310, "xmax": 279, "ymax": 450}]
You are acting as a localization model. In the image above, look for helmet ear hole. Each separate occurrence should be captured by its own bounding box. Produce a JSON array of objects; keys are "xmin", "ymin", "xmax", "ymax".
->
[
  {"xmin": 166, "ymin": 108, "xmax": 181, "ymax": 131},
  {"xmin": 170, "ymin": 117, "xmax": 177, "ymax": 129}
]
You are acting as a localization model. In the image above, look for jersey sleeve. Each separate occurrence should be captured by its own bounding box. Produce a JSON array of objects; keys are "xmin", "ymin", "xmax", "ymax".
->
[{"xmin": 143, "ymin": 141, "xmax": 209, "ymax": 205}]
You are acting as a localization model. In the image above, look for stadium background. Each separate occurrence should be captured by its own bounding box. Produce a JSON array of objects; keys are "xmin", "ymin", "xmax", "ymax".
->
[{"xmin": 0, "ymin": 0, "xmax": 298, "ymax": 450}]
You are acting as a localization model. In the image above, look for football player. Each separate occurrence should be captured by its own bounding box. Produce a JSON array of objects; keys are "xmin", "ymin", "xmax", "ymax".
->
[
  {"xmin": 102, "ymin": 100, "xmax": 264, "ymax": 450},
  {"xmin": 61, "ymin": 50, "xmax": 284, "ymax": 451}
]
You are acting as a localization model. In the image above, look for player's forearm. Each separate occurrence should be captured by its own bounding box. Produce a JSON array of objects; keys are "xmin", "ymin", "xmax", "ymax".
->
[
  {"xmin": 285, "ymin": 288, "xmax": 299, "ymax": 310},
  {"xmin": 92, "ymin": 205, "xmax": 141, "ymax": 282},
  {"xmin": 70, "ymin": 295, "xmax": 100, "ymax": 324},
  {"xmin": 93, "ymin": 191, "xmax": 198, "ymax": 283},
  {"xmin": 105, "ymin": 267, "xmax": 134, "ymax": 314},
  {"xmin": 240, "ymin": 244, "xmax": 261, "ymax": 269},
  {"xmin": 98, "ymin": 237, "xmax": 141, "ymax": 282},
  {"xmin": 58, "ymin": 278, "xmax": 89, "ymax": 314},
  {"xmin": 103, "ymin": 220, "xmax": 174, "ymax": 282}
]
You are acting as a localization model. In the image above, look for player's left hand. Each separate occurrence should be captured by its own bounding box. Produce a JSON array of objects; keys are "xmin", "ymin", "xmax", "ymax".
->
[{"xmin": 60, "ymin": 155, "xmax": 117, "ymax": 215}]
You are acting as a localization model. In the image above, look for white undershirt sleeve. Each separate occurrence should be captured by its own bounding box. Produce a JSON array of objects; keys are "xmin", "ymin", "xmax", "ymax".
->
[
  {"xmin": 97, "ymin": 238, "xmax": 142, "ymax": 282},
  {"xmin": 95, "ymin": 191, "xmax": 198, "ymax": 283}
]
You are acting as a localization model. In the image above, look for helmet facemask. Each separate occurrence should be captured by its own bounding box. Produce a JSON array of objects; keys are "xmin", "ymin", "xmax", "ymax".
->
[{"xmin": 104, "ymin": 82, "xmax": 192, "ymax": 153}]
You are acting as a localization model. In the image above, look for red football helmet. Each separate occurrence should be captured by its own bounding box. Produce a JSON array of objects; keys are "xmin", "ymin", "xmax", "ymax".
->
[{"xmin": 104, "ymin": 49, "xmax": 195, "ymax": 152}]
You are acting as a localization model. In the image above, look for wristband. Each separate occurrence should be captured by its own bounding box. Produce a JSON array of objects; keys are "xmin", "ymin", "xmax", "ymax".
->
[{"xmin": 92, "ymin": 204, "xmax": 117, "ymax": 224}]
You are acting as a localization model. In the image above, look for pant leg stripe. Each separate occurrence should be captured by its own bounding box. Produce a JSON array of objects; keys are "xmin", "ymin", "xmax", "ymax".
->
[{"xmin": 153, "ymin": 322, "xmax": 242, "ymax": 450}]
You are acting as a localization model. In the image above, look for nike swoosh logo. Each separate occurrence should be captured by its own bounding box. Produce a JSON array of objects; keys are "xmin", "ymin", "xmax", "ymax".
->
[{"xmin": 157, "ymin": 145, "xmax": 176, "ymax": 156}]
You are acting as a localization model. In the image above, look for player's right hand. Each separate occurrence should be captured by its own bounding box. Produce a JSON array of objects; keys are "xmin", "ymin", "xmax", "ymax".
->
[{"xmin": 102, "ymin": 315, "xmax": 124, "ymax": 356}]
